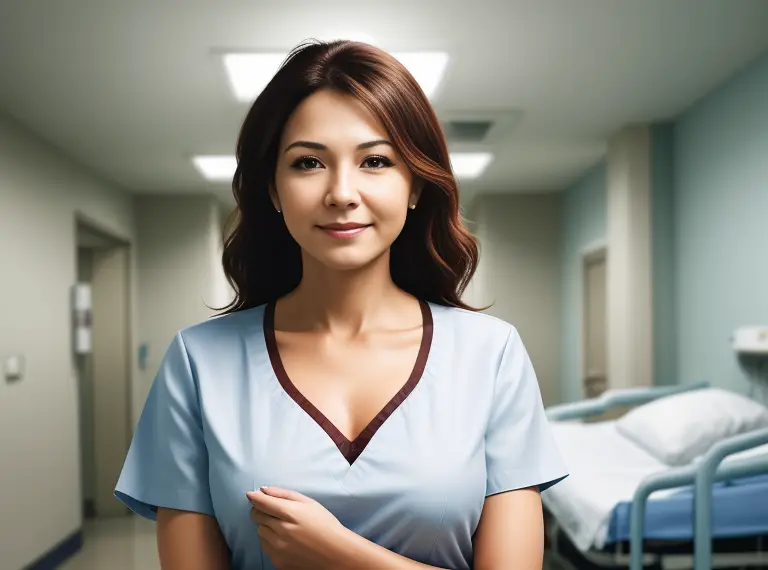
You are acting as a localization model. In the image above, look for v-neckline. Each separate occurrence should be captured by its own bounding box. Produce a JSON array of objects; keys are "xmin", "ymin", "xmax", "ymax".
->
[{"xmin": 263, "ymin": 299, "xmax": 433, "ymax": 466}]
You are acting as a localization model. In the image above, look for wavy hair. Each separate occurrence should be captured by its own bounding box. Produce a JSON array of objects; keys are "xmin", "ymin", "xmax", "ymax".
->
[{"xmin": 219, "ymin": 39, "xmax": 480, "ymax": 313}]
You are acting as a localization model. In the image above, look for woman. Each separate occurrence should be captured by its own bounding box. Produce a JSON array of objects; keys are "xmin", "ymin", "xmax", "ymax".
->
[{"xmin": 115, "ymin": 39, "xmax": 568, "ymax": 570}]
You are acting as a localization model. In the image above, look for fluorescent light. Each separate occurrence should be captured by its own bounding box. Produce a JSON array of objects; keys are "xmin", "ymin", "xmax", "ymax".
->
[
  {"xmin": 222, "ymin": 50, "xmax": 449, "ymax": 102},
  {"xmin": 192, "ymin": 152, "xmax": 489, "ymax": 181},
  {"xmin": 391, "ymin": 52, "xmax": 449, "ymax": 99},
  {"xmin": 192, "ymin": 155, "xmax": 237, "ymax": 181},
  {"xmin": 450, "ymin": 153, "xmax": 493, "ymax": 179},
  {"xmin": 223, "ymin": 53, "xmax": 286, "ymax": 102}
]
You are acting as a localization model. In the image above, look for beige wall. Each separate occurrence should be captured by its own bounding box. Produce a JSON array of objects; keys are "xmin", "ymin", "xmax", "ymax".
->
[
  {"xmin": 134, "ymin": 195, "xmax": 232, "ymax": 420},
  {"xmin": 466, "ymin": 193, "xmax": 563, "ymax": 406},
  {"xmin": 0, "ymin": 113, "xmax": 230, "ymax": 569},
  {"xmin": 606, "ymin": 126, "xmax": 653, "ymax": 389},
  {"xmin": 210, "ymin": 201, "xmax": 236, "ymax": 314},
  {"xmin": 0, "ymin": 113, "xmax": 138, "ymax": 570}
]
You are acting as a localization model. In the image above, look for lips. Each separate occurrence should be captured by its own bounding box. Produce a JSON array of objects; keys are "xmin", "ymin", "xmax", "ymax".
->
[
  {"xmin": 317, "ymin": 222, "xmax": 371, "ymax": 239},
  {"xmin": 319, "ymin": 222, "xmax": 370, "ymax": 230}
]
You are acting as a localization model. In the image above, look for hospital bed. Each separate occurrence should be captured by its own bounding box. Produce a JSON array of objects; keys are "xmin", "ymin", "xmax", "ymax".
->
[{"xmin": 543, "ymin": 382, "xmax": 768, "ymax": 570}]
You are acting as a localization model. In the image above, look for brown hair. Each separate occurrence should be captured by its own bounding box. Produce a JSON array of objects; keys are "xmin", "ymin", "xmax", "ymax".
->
[{"xmin": 219, "ymin": 39, "xmax": 480, "ymax": 313}]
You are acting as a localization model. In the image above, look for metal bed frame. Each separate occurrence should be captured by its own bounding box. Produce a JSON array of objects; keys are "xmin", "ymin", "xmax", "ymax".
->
[{"xmin": 546, "ymin": 382, "xmax": 768, "ymax": 570}]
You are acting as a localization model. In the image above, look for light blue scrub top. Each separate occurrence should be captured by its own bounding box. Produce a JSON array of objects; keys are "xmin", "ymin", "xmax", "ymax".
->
[{"xmin": 115, "ymin": 301, "xmax": 568, "ymax": 570}]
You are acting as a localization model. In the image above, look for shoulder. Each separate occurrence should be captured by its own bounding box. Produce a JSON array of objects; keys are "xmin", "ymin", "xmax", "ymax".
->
[
  {"xmin": 428, "ymin": 303, "xmax": 521, "ymax": 364},
  {"xmin": 430, "ymin": 302, "xmax": 517, "ymax": 341},
  {"xmin": 176, "ymin": 304, "xmax": 267, "ymax": 357},
  {"xmin": 154, "ymin": 305, "xmax": 269, "ymax": 400}
]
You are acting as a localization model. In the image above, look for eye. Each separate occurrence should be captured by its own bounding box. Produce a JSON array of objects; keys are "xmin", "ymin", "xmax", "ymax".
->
[
  {"xmin": 290, "ymin": 156, "xmax": 324, "ymax": 170},
  {"xmin": 361, "ymin": 155, "xmax": 394, "ymax": 169}
]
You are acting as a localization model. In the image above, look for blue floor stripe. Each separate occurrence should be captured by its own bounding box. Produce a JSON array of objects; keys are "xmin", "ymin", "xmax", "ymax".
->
[{"xmin": 23, "ymin": 529, "xmax": 83, "ymax": 570}]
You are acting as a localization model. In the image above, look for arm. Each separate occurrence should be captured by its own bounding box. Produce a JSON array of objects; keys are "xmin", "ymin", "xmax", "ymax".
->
[
  {"xmin": 337, "ymin": 530, "xmax": 450, "ymax": 570},
  {"xmin": 336, "ymin": 488, "xmax": 543, "ymax": 570},
  {"xmin": 157, "ymin": 508, "xmax": 230, "ymax": 570},
  {"xmin": 472, "ymin": 488, "xmax": 544, "ymax": 570},
  {"xmin": 115, "ymin": 333, "xmax": 225, "ymax": 566},
  {"xmin": 249, "ymin": 488, "xmax": 452, "ymax": 570}
]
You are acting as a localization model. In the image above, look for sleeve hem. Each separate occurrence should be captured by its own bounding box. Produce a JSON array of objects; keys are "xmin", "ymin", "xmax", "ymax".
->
[
  {"xmin": 486, "ymin": 470, "xmax": 569, "ymax": 497},
  {"xmin": 114, "ymin": 484, "xmax": 215, "ymax": 521}
]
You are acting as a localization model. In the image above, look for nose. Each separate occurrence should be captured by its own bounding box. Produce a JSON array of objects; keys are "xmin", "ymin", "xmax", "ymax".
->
[{"xmin": 324, "ymin": 166, "xmax": 360, "ymax": 209}]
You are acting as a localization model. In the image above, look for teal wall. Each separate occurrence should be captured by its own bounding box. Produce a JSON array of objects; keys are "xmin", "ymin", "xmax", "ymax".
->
[
  {"xmin": 560, "ymin": 163, "xmax": 607, "ymax": 403},
  {"xmin": 559, "ymin": 53, "xmax": 768, "ymax": 402},
  {"xmin": 651, "ymin": 124, "xmax": 677, "ymax": 386},
  {"xmin": 674, "ymin": 53, "xmax": 768, "ymax": 394}
]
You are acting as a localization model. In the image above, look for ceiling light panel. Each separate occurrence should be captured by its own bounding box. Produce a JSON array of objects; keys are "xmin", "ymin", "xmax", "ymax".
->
[
  {"xmin": 449, "ymin": 152, "xmax": 494, "ymax": 179},
  {"xmin": 222, "ymin": 50, "xmax": 449, "ymax": 101},
  {"xmin": 192, "ymin": 155, "xmax": 237, "ymax": 181}
]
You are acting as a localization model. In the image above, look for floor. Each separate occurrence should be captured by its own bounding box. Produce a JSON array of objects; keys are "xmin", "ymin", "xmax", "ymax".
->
[{"xmin": 60, "ymin": 516, "xmax": 160, "ymax": 570}]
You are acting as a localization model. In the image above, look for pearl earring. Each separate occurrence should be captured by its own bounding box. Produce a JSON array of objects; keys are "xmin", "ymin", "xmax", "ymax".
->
[{"xmin": 409, "ymin": 204, "xmax": 416, "ymax": 210}]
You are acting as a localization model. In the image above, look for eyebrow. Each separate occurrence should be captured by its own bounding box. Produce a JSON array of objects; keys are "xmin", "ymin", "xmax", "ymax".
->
[{"xmin": 283, "ymin": 139, "xmax": 393, "ymax": 153}]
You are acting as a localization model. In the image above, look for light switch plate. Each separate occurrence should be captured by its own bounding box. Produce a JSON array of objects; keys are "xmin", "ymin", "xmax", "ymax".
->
[{"xmin": 3, "ymin": 355, "xmax": 25, "ymax": 383}]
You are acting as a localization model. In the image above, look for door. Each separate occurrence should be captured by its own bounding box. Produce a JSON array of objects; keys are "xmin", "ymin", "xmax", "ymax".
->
[
  {"xmin": 76, "ymin": 247, "xmax": 97, "ymax": 517},
  {"xmin": 91, "ymin": 245, "xmax": 131, "ymax": 517},
  {"xmin": 583, "ymin": 248, "xmax": 607, "ymax": 398},
  {"xmin": 75, "ymin": 219, "xmax": 131, "ymax": 518}
]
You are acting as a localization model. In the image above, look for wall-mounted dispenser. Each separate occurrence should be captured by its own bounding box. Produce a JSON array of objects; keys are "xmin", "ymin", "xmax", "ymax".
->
[
  {"xmin": 72, "ymin": 283, "xmax": 92, "ymax": 355},
  {"xmin": 732, "ymin": 326, "xmax": 768, "ymax": 400}
]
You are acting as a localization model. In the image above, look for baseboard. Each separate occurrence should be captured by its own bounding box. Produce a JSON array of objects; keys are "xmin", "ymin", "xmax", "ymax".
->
[{"xmin": 23, "ymin": 529, "xmax": 83, "ymax": 570}]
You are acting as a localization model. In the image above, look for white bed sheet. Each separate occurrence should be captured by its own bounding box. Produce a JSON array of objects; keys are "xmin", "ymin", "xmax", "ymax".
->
[{"xmin": 541, "ymin": 420, "xmax": 676, "ymax": 551}]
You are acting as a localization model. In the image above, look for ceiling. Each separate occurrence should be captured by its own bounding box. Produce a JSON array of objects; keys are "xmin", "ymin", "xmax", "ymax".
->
[{"xmin": 1, "ymin": 0, "xmax": 767, "ymax": 206}]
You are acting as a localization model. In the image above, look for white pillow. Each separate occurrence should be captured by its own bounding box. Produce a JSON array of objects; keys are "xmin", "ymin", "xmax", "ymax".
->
[{"xmin": 615, "ymin": 387, "xmax": 768, "ymax": 466}]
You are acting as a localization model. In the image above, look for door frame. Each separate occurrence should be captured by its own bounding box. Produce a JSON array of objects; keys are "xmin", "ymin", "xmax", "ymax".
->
[
  {"xmin": 74, "ymin": 212, "xmax": 133, "ymax": 517},
  {"xmin": 581, "ymin": 241, "xmax": 607, "ymax": 398}
]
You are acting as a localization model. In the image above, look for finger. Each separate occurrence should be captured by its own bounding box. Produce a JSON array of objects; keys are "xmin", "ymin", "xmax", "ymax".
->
[
  {"xmin": 256, "ymin": 527, "xmax": 285, "ymax": 568},
  {"xmin": 250, "ymin": 506, "xmax": 281, "ymax": 528},
  {"xmin": 246, "ymin": 491, "xmax": 294, "ymax": 522},
  {"xmin": 256, "ymin": 522, "xmax": 278, "ymax": 543},
  {"xmin": 259, "ymin": 486, "xmax": 312, "ymax": 503}
]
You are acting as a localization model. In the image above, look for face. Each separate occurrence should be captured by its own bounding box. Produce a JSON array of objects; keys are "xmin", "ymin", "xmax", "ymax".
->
[{"xmin": 271, "ymin": 89, "xmax": 421, "ymax": 272}]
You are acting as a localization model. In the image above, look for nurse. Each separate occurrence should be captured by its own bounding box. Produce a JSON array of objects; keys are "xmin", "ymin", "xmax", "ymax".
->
[{"xmin": 115, "ymin": 39, "xmax": 568, "ymax": 570}]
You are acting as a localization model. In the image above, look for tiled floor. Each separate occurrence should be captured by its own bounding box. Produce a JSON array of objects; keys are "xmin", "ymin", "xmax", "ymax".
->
[{"xmin": 60, "ymin": 516, "xmax": 160, "ymax": 570}]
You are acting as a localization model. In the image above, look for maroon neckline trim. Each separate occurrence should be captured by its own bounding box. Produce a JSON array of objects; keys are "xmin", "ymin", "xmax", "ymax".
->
[{"xmin": 264, "ymin": 299, "xmax": 433, "ymax": 465}]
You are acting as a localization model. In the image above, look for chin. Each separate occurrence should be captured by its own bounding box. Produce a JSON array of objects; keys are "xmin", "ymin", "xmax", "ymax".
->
[{"xmin": 311, "ymin": 248, "xmax": 387, "ymax": 272}]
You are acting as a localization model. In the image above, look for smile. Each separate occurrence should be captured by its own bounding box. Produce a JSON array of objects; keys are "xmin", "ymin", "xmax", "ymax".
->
[{"xmin": 317, "ymin": 223, "xmax": 372, "ymax": 239}]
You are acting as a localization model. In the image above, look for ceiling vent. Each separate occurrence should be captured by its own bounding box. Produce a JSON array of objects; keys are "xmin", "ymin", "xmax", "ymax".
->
[
  {"xmin": 439, "ymin": 109, "xmax": 524, "ymax": 145},
  {"xmin": 442, "ymin": 120, "xmax": 495, "ymax": 143}
]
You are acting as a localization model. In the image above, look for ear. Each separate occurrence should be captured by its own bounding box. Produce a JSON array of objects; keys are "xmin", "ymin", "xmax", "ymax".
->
[
  {"xmin": 268, "ymin": 183, "xmax": 281, "ymax": 212},
  {"xmin": 409, "ymin": 178, "xmax": 425, "ymax": 209}
]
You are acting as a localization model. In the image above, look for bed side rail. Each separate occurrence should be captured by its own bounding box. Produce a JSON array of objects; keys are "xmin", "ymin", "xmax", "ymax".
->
[
  {"xmin": 629, "ymin": 427, "xmax": 768, "ymax": 570},
  {"xmin": 546, "ymin": 381, "xmax": 709, "ymax": 422}
]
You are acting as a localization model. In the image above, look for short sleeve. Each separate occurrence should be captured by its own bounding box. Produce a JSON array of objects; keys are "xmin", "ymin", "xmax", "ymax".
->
[
  {"xmin": 114, "ymin": 332, "xmax": 215, "ymax": 519},
  {"xmin": 485, "ymin": 327, "xmax": 569, "ymax": 496}
]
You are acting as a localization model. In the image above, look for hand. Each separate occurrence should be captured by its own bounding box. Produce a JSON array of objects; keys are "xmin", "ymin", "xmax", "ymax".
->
[{"xmin": 246, "ymin": 486, "xmax": 349, "ymax": 570}]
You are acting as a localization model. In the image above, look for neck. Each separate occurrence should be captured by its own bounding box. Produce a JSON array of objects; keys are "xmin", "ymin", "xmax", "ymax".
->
[{"xmin": 283, "ymin": 250, "xmax": 405, "ymax": 334}]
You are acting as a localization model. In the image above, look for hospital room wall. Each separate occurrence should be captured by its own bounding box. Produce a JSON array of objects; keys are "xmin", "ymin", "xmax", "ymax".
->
[
  {"xmin": 559, "ymin": 140, "xmax": 666, "ymax": 401},
  {"xmin": 650, "ymin": 123, "xmax": 677, "ymax": 387},
  {"xmin": 0, "ymin": 111, "xmax": 231, "ymax": 568},
  {"xmin": 134, "ymin": 195, "xmax": 233, "ymax": 424},
  {"xmin": 0, "ymin": 112, "xmax": 138, "ymax": 570},
  {"xmin": 559, "ymin": 164, "xmax": 607, "ymax": 403},
  {"xmin": 467, "ymin": 193, "xmax": 563, "ymax": 406},
  {"xmin": 673, "ymin": 51, "xmax": 768, "ymax": 395},
  {"xmin": 558, "ymin": 51, "xmax": 768, "ymax": 401}
]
